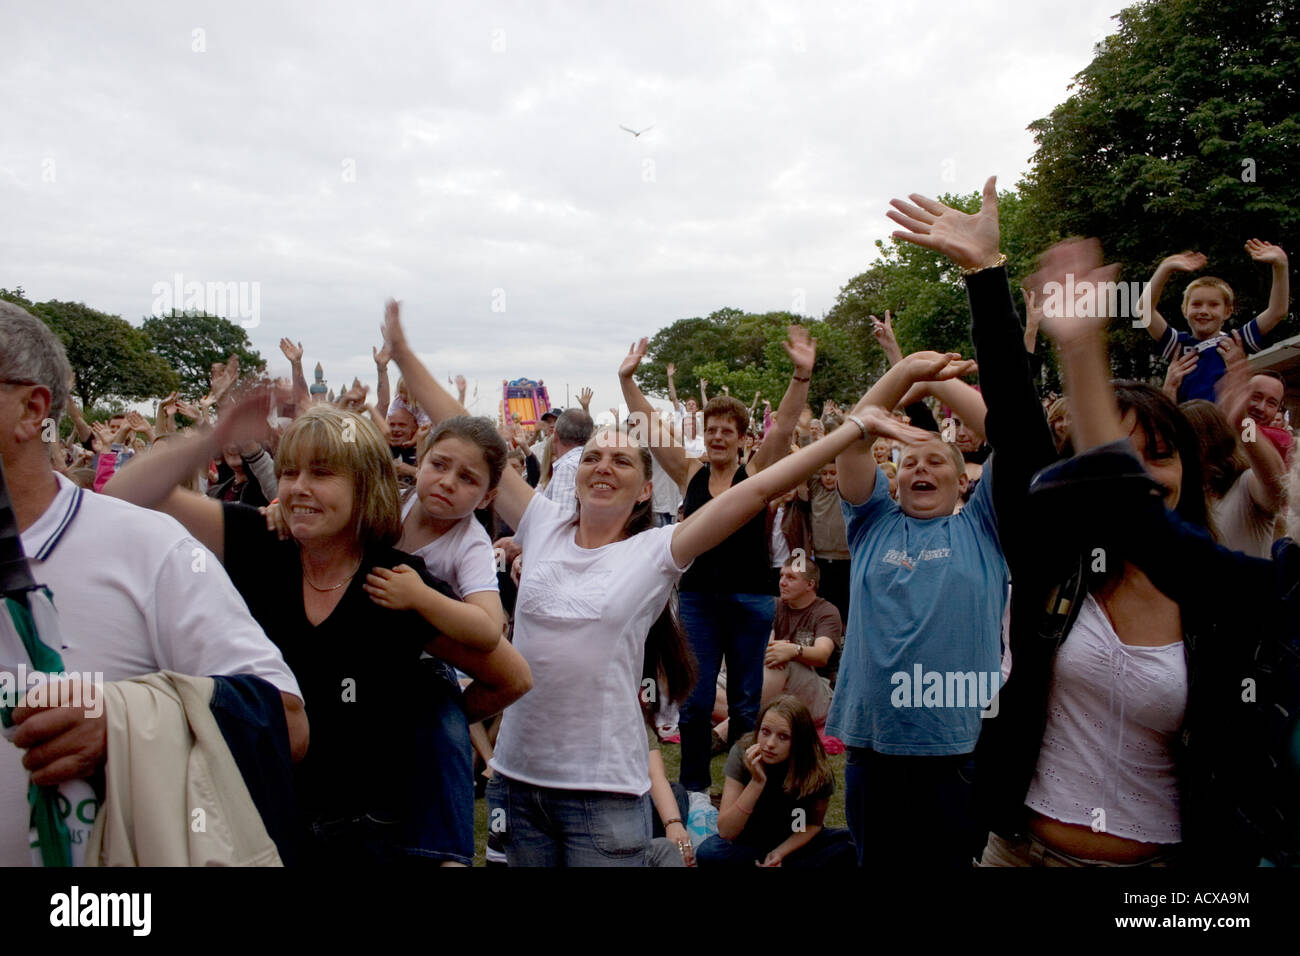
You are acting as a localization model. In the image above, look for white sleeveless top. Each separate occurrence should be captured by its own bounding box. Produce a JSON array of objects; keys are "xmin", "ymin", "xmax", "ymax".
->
[{"xmin": 1024, "ymin": 593, "xmax": 1187, "ymax": 844}]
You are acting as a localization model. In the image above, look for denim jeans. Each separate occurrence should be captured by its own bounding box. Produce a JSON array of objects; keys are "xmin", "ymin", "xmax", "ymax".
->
[
  {"xmin": 400, "ymin": 660, "xmax": 475, "ymax": 865},
  {"xmin": 677, "ymin": 592, "xmax": 777, "ymax": 792},
  {"xmin": 843, "ymin": 747, "xmax": 982, "ymax": 869},
  {"xmin": 486, "ymin": 774, "xmax": 651, "ymax": 867},
  {"xmin": 696, "ymin": 828, "xmax": 857, "ymax": 868}
]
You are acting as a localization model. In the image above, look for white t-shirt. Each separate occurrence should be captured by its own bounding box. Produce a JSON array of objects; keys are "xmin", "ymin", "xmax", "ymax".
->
[
  {"xmin": 1024, "ymin": 594, "xmax": 1186, "ymax": 844},
  {"xmin": 489, "ymin": 494, "xmax": 690, "ymax": 794},
  {"xmin": 650, "ymin": 454, "xmax": 682, "ymax": 517},
  {"xmin": 1211, "ymin": 471, "xmax": 1275, "ymax": 559},
  {"xmin": 0, "ymin": 474, "xmax": 301, "ymax": 866},
  {"xmin": 399, "ymin": 496, "xmax": 499, "ymax": 598}
]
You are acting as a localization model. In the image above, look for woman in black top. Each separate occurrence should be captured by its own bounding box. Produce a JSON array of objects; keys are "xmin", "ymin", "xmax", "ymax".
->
[
  {"xmin": 102, "ymin": 396, "xmax": 531, "ymax": 865},
  {"xmin": 619, "ymin": 331, "xmax": 815, "ymax": 794}
]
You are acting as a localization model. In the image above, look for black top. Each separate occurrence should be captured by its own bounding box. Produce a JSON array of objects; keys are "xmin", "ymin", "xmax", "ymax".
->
[
  {"xmin": 723, "ymin": 744, "xmax": 833, "ymax": 851},
  {"xmin": 222, "ymin": 503, "xmax": 457, "ymax": 820},
  {"xmin": 680, "ymin": 463, "xmax": 776, "ymax": 595}
]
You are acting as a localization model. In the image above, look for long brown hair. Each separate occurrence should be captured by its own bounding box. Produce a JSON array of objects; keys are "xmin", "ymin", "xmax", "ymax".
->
[
  {"xmin": 1180, "ymin": 399, "xmax": 1249, "ymax": 501},
  {"xmin": 737, "ymin": 696, "xmax": 834, "ymax": 801}
]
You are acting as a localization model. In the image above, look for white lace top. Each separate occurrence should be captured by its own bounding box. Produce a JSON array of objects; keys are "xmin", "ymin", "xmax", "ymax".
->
[{"xmin": 1024, "ymin": 593, "xmax": 1186, "ymax": 844}]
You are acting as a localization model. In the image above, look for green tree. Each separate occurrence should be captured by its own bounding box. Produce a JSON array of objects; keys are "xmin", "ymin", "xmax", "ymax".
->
[
  {"xmin": 15, "ymin": 298, "xmax": 179, "ymax": 408},
  {"xmin": 142, "ymin": 310, "xmax": 266, "ymax": 399},
  {"xmin": 1023, "ymin": 0, "xmax": 1300, "ymax": 377},
  {"xmin": 635, "ymin": 309, "xmax": 867, "ymax": 415}
]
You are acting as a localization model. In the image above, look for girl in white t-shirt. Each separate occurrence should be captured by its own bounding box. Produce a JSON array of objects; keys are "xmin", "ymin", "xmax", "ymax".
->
[
  {"xmin": 383, "ymin": 302, "xmax": 945, "ymax": 866},
  {"xmin": 363, "ymin": 416, "xmax": 506, "ymax": 651}
]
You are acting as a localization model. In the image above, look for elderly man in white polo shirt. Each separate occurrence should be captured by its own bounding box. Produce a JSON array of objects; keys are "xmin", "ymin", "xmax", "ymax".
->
[{"xmin": 0, "ymin": 301, "xmax": 307, "ymax": 866}]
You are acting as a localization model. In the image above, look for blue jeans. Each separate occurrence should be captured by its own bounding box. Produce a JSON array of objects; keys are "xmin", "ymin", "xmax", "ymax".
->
[
  {"xmin": 696, "ymin": 828, "xmax": 858, "ymax": 868},
  {"xmin": 400, "ymin": 660, "xmax": 475, "ymax": 865},
  {"xmin": 486, "ymin": 774, "xmax": 651, "ymax": 867},
  {"xmin": 678, "ymin": 592, "xmax": 777, "ymax": 792},
  {"xmin": 843, "ymin": 747, "xmax": 980, "ymax": 869}
]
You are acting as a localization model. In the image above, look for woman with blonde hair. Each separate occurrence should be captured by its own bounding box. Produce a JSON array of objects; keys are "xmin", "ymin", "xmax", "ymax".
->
[{"xmin": 103, "ymin": 395, "xmax": 531, "ymax": 866}]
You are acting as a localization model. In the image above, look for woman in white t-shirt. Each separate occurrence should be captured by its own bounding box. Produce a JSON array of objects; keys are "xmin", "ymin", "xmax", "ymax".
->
[{"xmin": 382, "ymin": 302, "xmax": 941, "ymax": 865}]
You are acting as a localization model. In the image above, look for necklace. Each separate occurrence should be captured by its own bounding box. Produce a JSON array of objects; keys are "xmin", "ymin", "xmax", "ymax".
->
[{"xmin": 303, "ymin": 557, "xmax": 362, "ymax": 592}]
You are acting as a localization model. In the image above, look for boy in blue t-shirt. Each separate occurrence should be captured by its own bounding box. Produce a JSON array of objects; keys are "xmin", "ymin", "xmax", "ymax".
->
[
  {"xmin": 827, "ymin": 351, "xmax": 1008, "ymax": 870},
  {"xmin": 1137, "ymin": 240, "xmax": 1290, "ymax": 402}
]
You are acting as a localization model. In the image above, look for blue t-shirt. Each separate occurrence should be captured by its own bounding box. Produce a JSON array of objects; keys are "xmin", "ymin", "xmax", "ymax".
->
[
  {"xmin": 825, "ymin": 466, "xmax": 1008, "ymax": 755},
  {"xmin": 1156, "ymin": 318, "xmax": 1265, "ymax": 403}
]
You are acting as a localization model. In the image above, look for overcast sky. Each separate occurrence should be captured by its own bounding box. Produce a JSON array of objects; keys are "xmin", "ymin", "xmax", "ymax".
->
[{"xmin": 2, "ymin": 0, "xmax": 1123, "ymax": 418}]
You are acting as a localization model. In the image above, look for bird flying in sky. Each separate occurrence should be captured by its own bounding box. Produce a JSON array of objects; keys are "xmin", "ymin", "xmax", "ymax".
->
[{"xmin": 619, "ymin": 124, "xmax": 654, "ymax": 137}]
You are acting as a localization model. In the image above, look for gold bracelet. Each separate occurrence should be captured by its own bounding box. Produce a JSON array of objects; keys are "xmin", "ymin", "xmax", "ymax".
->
[{"xmin": 961, "ymin": 253, "xmax": 1007, "ymax": 276}]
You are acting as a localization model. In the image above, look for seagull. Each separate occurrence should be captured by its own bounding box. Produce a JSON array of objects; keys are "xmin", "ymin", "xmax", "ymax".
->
[{"xmin": 619, "ymin": 124, "xmax": 655, "ymax": 137}]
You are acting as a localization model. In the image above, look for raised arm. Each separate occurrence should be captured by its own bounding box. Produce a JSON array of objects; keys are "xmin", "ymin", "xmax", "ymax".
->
[
  {"xmin": 618, "ymin": 339, "xmax": 690, "ymax": 490},
  {"xmin": 871, "ymin": 310, "xmax": 904, "ymax": 366},
  {"xmin": 748, "ymin": 325, "xmax": 816, "ymax": 474},
  {"xmin": 373, "ymin": 342, "xmax": 392, "ymax": 415},
  {"xmin": 383, "ymin": 299, "xmax": 535, "ymax": 530},
  {"xmin": 1246, "ymin": 239, "xmax": 1290, "ymax": 337},
  {"xmin": 665, "ymin": 362, "xmax": 681, "ymax": 412},
  {"xmin": 1218, "ymin": 333, "xmax": 1287, "ymax": 514},
  {"xmin": 887, "ymin": 175, "xmax": 1060, "ymax": 566},
  {"xmin": 1134, "ymin": 252, "xmax": 1206, "ymax": 341},
  {"xmin": 279, "ymin": 340, "xmax": 311, "ymax": 409}
]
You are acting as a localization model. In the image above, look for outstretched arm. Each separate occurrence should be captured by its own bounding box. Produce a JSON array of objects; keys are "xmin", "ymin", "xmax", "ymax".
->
[
  {"xmin": 280, "ymin": 339, "xmax": 311, "ymax": 409},
  {"xmin": 748, "ymin": 326, "xmax": 816, "ymax": 474}
]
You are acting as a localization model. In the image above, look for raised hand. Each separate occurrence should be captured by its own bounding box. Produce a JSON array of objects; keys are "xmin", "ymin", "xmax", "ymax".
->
[
  {"xmin": 577, "ymin": 387, "xmax": 594, "ymax": 410},
  {"xmin": 888, "ymin": 175, "xmax": 1001, "ymax": 271},
  {"xmin": 455, "ymin": 374, "xmax": 467, "ymax": 401},
  {"xmin": 213, "ymin": 387, "xmax": 274, "ymax": 449},
  {"xmin": 783, "ymin": 325, "xmax": 817, "ymax": 374},
  {"xmin": 90, "ymin": 421, "xmax": 113, "ymax": 454},
  {"xmin": 1160, "ymin": 251, "xmax": 1207, "ymax": 273},
  {"xmin": 1026, "ymin": 238, "xmax": 1121, "ymax": 349},
  {"xmin": 279, "ymin": 338, "xmax": 304, "ymax": 364},
  {"xmin": 870, "ymin": 309, "xmax": 903, "ymax": 364},
  {"xmin": 373, "ymin": 343, "xmax": 391, "ymax": 368},
  {"xmin": 665, "ymin": 362, "xmax": 676, "ymax": 379},
  {"xmin": 618, "ymin": 338, "xmax": 648, "ymax": 379},
  {"xmin": 1245, "ymin": 239, "xmax": 1287, "ymax": 266},
  {"xmin": 1162, "ymin": 350, "xmax": 1199, "ymax": 401},
  {"xmin": 382, "ymin": 299, "xmax": 409, "ymax": 356},
  {"xmin": 209, "ymin": 355, "xmax": 240, "ymax": 404}
]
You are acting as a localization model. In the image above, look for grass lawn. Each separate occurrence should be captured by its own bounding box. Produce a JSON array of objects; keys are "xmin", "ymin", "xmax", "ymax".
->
[{"xmin": 471, "ymin": 741, "xmax": 848, "ymax": 866}]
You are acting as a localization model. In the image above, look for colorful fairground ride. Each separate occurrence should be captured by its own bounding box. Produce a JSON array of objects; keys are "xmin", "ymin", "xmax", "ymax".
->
[{"xmin": 501, "ymin": 378, "xmax": 552, "ymax": 431}]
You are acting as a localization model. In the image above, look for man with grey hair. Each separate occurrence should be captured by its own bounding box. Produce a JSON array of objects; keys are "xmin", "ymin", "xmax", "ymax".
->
[
  {"xmin": 541, "ymin": 408, "xmax": 594, "ymax": 519},
  {"xmin": 0, "ymin": 301, "xmax": 308, "ymax": 865}
]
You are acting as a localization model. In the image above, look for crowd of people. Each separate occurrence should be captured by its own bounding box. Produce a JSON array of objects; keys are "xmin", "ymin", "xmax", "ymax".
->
[{"xmin": 3, "ymin": 173, "xmax": 1298, "ymax": 868}]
